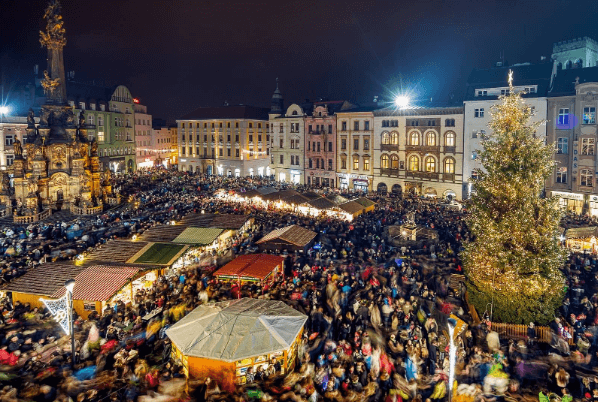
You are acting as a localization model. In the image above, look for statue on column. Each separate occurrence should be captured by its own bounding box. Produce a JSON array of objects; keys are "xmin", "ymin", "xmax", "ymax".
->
[
  {"xmin": 91, "ymin": 138, "xmax": 98, "ymax": 157},
  {"xmin": 27, "ymin": 109, "xmax": 35, "ymax": 127},
  {"xmin": 13, "ymin": 139, "xmax": 23, "ymax": 158}
]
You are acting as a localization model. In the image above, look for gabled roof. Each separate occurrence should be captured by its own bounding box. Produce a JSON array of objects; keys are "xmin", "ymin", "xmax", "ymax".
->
[
  {"xmin": 339, "ymin": 200, "xmax": 366, "ymax": 214},
  {"xmin": 3, "ymin": 263, "xmax": 87, "ymax": 297},
  {"xmin": 565, "ymin": 226, "xmax": 598, "ymax": 239},
  {"xmin": 172, "ymin": 227, "xmax": 224, "ymax": 245},
  {"xmin": 179, "ymin": 105, "xmax": 270, "ymax": 121},
  {"xmin": 306, "ymin": 197, "xmax": 336, "ymax": 210},
  {"xmin": 166, "ymin": 298, "xmax": 307, "ymax": 362},
  {"xmin": 52, "ymin": 265, "xmax": 140, "ymax": 302},
  {"xmin": 214, "ymin": 254, "xmax": 285, "ymax": 281},
  {"xmin": 325, "ymin": 194, "xmax": 348, "ymax": 205},
  {"xmin": 256, "ymin": 225, "xmax": 317, "ymax": 247},
  {"xmin": 353, "ymin": 197, "xmax": 376, "ymax": 208},
  {"xmin": 465, "ymin": 62, "xmax": 553, "ymax": 101}
]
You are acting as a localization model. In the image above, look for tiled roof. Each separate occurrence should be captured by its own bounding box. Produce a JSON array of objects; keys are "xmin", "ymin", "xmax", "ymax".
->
[
  {"xmin": 179, "ymin": 105, "xmax": 270, "ymax": 121},
  {"xmin": 339, "ymin": 200, "xmax": 366, "ymax": 214},
  {"xmin": 214, "ymin": 254, "xmax": 285, "ymax": 281},
  {"xmin": 52, "ymin": 265, "xmax": 140, "ymax": 301},
  {"xmin": 84, "ymin": 239, "xmax": 150, "ymax": 265},
  {"xmin": 565, "ymin": 226, "xmax": 598, "ymax": 239},
  {"xmin": 325, "ymin": 194, "xmax": 348, "ymax": 205},
  {"xmin": 137, "ymin": 225, "xmax": 187, "ymax": 242},
  {"xmin": 172, "ymin": 227, "xmax": 224, "ymax": 245},
  {"xmin": 129, "ymin": 243, "xmax": 187, "ymax": 265},
  {"xmin": 549, "ymin": 66, "xmax": 598, "ymax": 96},
  {"xmin": 306, "ymin": 197, "xmax": 336, "ymax": 210},
  {"xmin": 353, "ymin": 197, "xmax": 376, "ymax": 208},
  {"xmin": 179, "ymin": 213, "xmax": 250, "ymax": 230},
  {"xmin": 4, "ymin": 263, "xmax": 87, "ymax": 297},
  {"xmin": 256, "ymin": 225, "xmax": 317, "ymax": 247}
]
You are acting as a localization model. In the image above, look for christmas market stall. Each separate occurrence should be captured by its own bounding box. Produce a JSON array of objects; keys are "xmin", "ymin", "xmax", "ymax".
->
[
  {"xmin": 166, "ymin": 298, "xmax": 307, "ymax": 392},
  {"xmin": 256, "ymin": 225, "xmax": 317, "ymax": 253},
  {"xmin": 564, "ymin": 226, "xmax": 598, "ymax": 254},
  {"xmin": 213, "ymin": 254, "xmax": 284, "ymax": 286}
]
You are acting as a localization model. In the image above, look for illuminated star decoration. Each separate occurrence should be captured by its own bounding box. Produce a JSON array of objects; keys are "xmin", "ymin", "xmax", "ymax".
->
[
  {"xmin": 508, "ymin": 69, "xmax": 513, "ymax": 87},
  {"xmin": 40, "ymin": 294, "xmax": 71, "ymax": 335}
]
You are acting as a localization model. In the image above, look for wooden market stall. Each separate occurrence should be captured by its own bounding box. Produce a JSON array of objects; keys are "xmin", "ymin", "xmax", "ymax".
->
[
  {"xmin": 256, "ymin": 225, "xmax": 317, "ymax": 253},
  {"xmin": 166, "ymin": 298, "xmax": 307, "ymax": 392},
  {"xmin": 213, "ymin": 254, "xmax": 285, "ymax": 285},
  {"xmin": 564, "ymin": 226, "xmax": 598, "ymax": 254}
]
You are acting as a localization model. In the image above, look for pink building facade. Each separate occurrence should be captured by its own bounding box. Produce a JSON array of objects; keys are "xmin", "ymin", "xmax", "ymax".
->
[{"xmin": 304, "ymin": 104, "xmax": 338, "ymax": 188}]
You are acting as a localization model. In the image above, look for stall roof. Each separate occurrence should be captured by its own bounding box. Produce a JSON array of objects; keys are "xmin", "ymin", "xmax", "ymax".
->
[
  {"xmin": 306, "ymin": 197, "xmax": 336, "ymax": 210},
  {"xmin": 173, "ymin": 227, "xmax": 224, "ymax": 245},
  {"xmin": 128, "ymin": 242, "xmax": 188, "ymax": 266},
  {"xmin": 301, "ymin": 191, "xmax": 322, "ymax": 201},
  {"xmin": 256, "ymin": 225, "xmax": 317, "ymax": 247},
  {"xmin": 52, "ymin": 265, "xmax": 141, "ymax": 301},
  {"xmin": 565, "ymin": 226, "xmax": 598, "ymax": 239},
  {"xmin": 180, "ymin": 213, "xmax": 250, "ymax": 231},
  {"xmin": 137, "ymin": 225, "xmax": 187, "ymax": 242},
  {"xmin": 84, "ymin": 239, "xmax": 150, "ymax": 266},
  {"xmin": 339, "ymin": 200, "xmax": 366, "ymax": 214},
  {"xmin": 166, "ymin": 298, "xmax": 307, "ymax": 362},
  {"xmin": 214, "ymin": 254, "xmax": 284, "ymax": 281},
  {"xmin": 3, "ymin": 263, "xmax": 87, "ymax": 297},
  {"xmin": 325, "ymin": 194, "xmax": 348, "ymax": 205},
  {"xmin": 353, "ymin": 197, "xmax": 376, "ymax": 208}
]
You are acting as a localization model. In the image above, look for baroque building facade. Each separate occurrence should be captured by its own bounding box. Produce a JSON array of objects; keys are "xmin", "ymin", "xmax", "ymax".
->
[
  {"xmin": 336, "ymin": 108, "xmax": 375, "ymax": 192},
  {"xmin": 373, "ymin": 106, "xmax": 464, "ymax": 199},
  {"xmin": 177, "ymin": 105, "xmax": 271, "ymax": 177},
  {"xmin": 269, "ymin": 101, "xmax": 307, "ymax": 184}
]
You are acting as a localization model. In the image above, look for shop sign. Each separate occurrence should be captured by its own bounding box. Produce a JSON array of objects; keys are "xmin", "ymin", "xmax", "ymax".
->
[
  {"xmin": 84, "ymin": 302, "xmax": 96, "ymax": 311},
  {"xmin": 236, "ymin": 358, "xmax": 253, "ymax": 367},
  {"xmin": 552, "ymin": 191, "xmax": 584, "ymax": 200},
  {"xmin": 590, "ymin": 195, "xmax": 598, "ymax": 202}
]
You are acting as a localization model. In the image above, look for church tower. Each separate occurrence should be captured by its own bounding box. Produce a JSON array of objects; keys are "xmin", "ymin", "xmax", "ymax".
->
[{"xmin": 270, "ymin": 78, "xmax": 284, "ymax": 114}]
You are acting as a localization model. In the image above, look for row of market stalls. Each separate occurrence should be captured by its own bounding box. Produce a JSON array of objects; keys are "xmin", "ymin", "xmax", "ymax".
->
[
  {"xmin": 221, "ymin": 188, "xmax": 376, "ymax": 221},
  {"xmin": 563, "ymin": 226, "xmax": 598, "ymax": 254}
]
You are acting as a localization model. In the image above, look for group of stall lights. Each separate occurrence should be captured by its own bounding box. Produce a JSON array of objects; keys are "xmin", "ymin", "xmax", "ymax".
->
[{"xmin": 242, "ymin": 149, "xmax": 268, "ymax": 156}]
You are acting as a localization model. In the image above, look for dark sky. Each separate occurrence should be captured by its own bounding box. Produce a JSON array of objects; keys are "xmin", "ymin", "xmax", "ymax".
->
[{"xmin": 2, "ymin": 0, "xmax": 598, "ymax": 123}]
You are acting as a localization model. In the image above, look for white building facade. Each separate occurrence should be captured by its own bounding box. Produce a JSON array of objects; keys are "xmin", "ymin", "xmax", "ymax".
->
[
  {"xmin": 336, "ymin": 108, "xmax": 375, "ymax": 192},
  {"xmin": 269, "ymin": 103, "xmax": 306, "ymax": 184}
]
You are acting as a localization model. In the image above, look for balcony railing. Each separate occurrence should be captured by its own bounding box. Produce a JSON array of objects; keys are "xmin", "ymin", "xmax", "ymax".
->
[
  {"xmin": 406, "ymin": 171, "xmax": 439, "ymax": 180},
  {"xmin": 444, "ymin": 146, "xmax": 456, "ymax": 153},
  {"xmin": 443, "ymin": 173, "xmax": 455, "ymax": 182},
  {"xmin": 405, "ymin": 145, "xmax": 440, "ymax": 153},
  {"xmin": 380, "ymin": 168, "xmax": 399, "ymax": 176},
  {"xmin": 381, "ymin": 144, "xmax": 399, "ymax": 151}
]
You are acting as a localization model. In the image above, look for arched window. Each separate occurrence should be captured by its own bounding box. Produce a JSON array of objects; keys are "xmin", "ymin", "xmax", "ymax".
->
[
  {"xmin": 382, "ymin": 132, "xmax": 390, "ymax": 145},
  {"xmin": 391, "ymin": 132, "xmax": 399, "ymax": 145},
  {"xmin": 565, "ymin": 60, "xmax": 572, "ymax": 70},
  {"xmin": 557, "ymin": 62, "xmax": 563, "ymax": 70},
  {"xmin": 574, "ymin": 59, "xmax": 583, "ymax": 69},
  {"xmin": 88, "ymin": 114, "xmax": 94, "ymax": 125},
  {"xmin": 445, "ymin": 131, "xmax": 455, "ymax": 147},
  {"xmin": 391, "ymin": 154, "xmax": 399, "ymax": 169},
  {"xmin": 292, "ymin": 110, "xmax": 298, "ymax": 115},
  {"xmin": 409, "ymin": 131, "xmax": 419, "ymax": 146},
  {"xmin": 408, "ymin": 155, "xmax": 419, "ymax": 171},
  {"xmin": 426, "ymin": 131, "xmax": 436, "ymax": 146},
  {"xmin": 444, "ymin": 157, "xmax": 455, "ymax": 174},
  {"xmin": 381, "ymin": 154, "xmax": 389, "ymax": 169},
  {"xmin": 425, "ymin": 156, "xmax": 436, "ymax": 172},
  {"xmin": 580, "ymin": 169, "xmax": 593, "ymax": 187}
]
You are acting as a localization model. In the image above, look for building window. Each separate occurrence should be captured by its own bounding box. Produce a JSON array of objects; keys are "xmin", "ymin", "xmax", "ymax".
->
[
  {"xmin": 558, "ymin": 108, "xmax": 569, "ymax": 125},
  {"xmin": 472, "ymin": 151, "xmax": 477, "ymax": 160},
  {"xmin": 341, "ymin": 156, "xmax": 347, "ymax": 169},
  {"xmin": 584, "ymin": 107, "xmax": 596, "ymax": 124},
  {"xmin": 353, "ymin": 138, "xmax": 359, "ymax": 151},
  {"xmin": 477, "ymin": 90, "xmax": 488, "ymax": 96},
  {"xmin": 98, "ymin": 130, "xmax": 105, "ymax": 142},
  {"xmin": 309, "ymin": 158, "xmax": 313, "ymax": 168},
  {"xmin": 409, "ymin": 155, "xmax": 419, "ymax": 171},
  {"xmin": 328, "ymin": 125, "xmax": 332, "ymax": 133},
  {"xmin": 341, "ymin": 138, "xmax": 347, "ymax": 150},
  {"xmin": 280, "ymin": 155, "xmax": 284, "ymax": 164},
  {"xmin": 354, "ymin": 121, "xmax": 359, "ymax": 131},
  {"xmin": 391, "ymin": 132, "xmax": 399, "ymax": 145},
  {"xmin": 227, "ymin": 148, "xmax": 231, "ymax": 156},
  {"xmin": 426, "ymin": 132, "xmax": 436, "ymax": 146},
  {"xmin": 279, "ymin": 138, "xmax": 284, "ymax": 148},
  {"xmin": 364, "ymin": 138, "xmax": 370, "ymax": 151},
  {"xmin": 364, "ymin": 121, "xmax": 370, "ymax": 130},
  {"xmin": 445, "ymin": 119, "xmax": 455, "ymax": 127},
  {"xmin": 409, "ymin": 131, "xmax": 419, "ymax": 146},
  {"xmin": 6, "ymin": 155, "xmax": 14, "ymax": 167},
  {"xmin": 328, "ymin": 141, "xmax": 332, "ymax": 152},
  {"xmin": 445, "ymin": 132, "xmax": 455, "ymax": 147},
  {"xmin": 556, "ymin": 167, "xmax": 567, "ymax": 183},
  {"xmin": 181, "ymin": 147, "xmax": 186, "ymax": 155},
  {"xmin": 444, "ymin": 157, "xmax": 455, "ymax": 174},
  {"xmin": 328, "ymin": 159, "xmax": 333, "ymax": 170},
  {"xmin": 353, "ymin": 156, "xmax": 359, "ymax": 170},
  {"xmin": 382, "ymin": 132, "xmax": 390, "ymax": 145},
  {"xmin": 317, "ymin": 142, "xmax": 320, "ymax": 152},
  {"xmin": 474, "ymin": 108, "xmax": 484, "ymax": 118},
  {"xmin": 382, "ymin": 120, "xmax": 389, "ymax": 128},
  {"xmin": 557, "ymin": 137, "xmax": 568, "ymax": 154},
  {"xmin": 341, "ymin": 121, "xmax": 347, "ymax": 131},
  {"xmin": 236, "ymin": 149, "xmax": 239, "ymax": 157},
  {"xmin": 363, "ymin": 157, "xmax": 370, "ymax": 171},
  {"xmin": 425, "ymin": 156, "xmax": 436, "ymax": 172},
  {"xmin": 219, "ymin": 148, "xmax": 223, "ymax": 156},
  {"xmin": 582, "ymin": 138, "xmax": 595, "ymax": 155},
  {"xmin": 381, "ymin": 154, "xmax": 389, "ymax": 169},
  {"xmin": 580, "ymin": 169, "xmax": 593, "ymax": 187},
  {"xmin": 500, "ymin": 89, "xmax": 510, "ymax": 96},
  {"xmin": 5, "ymin": 135, "xmax": 13, "ymax": 146}
]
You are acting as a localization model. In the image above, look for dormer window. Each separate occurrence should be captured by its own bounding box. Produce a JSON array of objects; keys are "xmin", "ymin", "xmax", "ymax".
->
[
  {"xmin": 79, "ymin": 102, "xmax": 85, "ymax": 110},
  {"xmin": 90, "ymin": 103, "xmax": 96, "ymax": 111}
]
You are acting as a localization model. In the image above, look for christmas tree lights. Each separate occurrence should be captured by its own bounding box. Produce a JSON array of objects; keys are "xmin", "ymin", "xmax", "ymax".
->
[{"xmin": 461, "ymin": 71, "xmax": 566, "ymax": 324}]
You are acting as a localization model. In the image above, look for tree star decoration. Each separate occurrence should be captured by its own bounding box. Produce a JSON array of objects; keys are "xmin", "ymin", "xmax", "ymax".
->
[
  {"xmin": 40, "ymin": 294, "xmax": 71, "ymax": 335},
  {"xmin": 508, "ymin": 69, "xmax": 513, "ymax": 87}
]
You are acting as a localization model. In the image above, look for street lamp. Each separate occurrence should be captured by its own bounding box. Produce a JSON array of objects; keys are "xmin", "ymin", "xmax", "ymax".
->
[
  {"xmin": 447, "ymin": 317, "xmax": 457, "ymax": 402},
  {"xmin": 64, "ymin": 279, "xmax": 76, "ymax": 369},
  {"xmin": 0, "ymin": 106, "xmax": 9, "ymax": 115},
  {"xmin": 394, "ymin": 95, "xmax": 410, "ymax": 109}
]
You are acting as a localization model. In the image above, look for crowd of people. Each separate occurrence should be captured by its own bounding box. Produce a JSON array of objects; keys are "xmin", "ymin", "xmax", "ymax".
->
[{"xmin": 0, "ymin": 167, "xmax": 595, "ymax": 401}]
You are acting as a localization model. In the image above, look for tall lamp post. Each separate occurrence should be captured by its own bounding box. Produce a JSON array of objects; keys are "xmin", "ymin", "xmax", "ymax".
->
[
  {"xmin": 447, "ymin": 318, "xmax": 457, "ymax": 402},
  {"xmin": 64, "ymin": 279, "xmax": 76, "ymax": 369}
]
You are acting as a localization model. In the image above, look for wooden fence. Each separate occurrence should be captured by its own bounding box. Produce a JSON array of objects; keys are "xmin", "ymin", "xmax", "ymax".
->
[{"xmin": 489, "ymin": 322, "xmax": 574, "ymax": 345}]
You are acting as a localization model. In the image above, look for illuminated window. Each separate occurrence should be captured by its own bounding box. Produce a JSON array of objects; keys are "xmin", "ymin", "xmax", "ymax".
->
[
  {"xmin": 409, "ymin": 131, "xmax": 419, "ymax": 146},
  {"xmin": 382, "ymin": 132, "xmax": 390, "ymax": 145},
  {"xmin": 408, "ymin": 155, "xmax": 419, "ymax": 171},
  {"xmin": 445, "ymin": 132, "xmax": 455, "ymax": 146},
  {"xmin": 391, "ymin": 154, "xmax": 399, "ymax": 169},
  {"xmin": 582, "ymin": 138, "xmax": 595, "ymax": 155},
  {"xmin": 353, "ymin": 156, "xmax": 359, "ymax": 170},
  {"xmin": 556, "ymin": 167, "xmax": 567, "ymax": 183},
  {"xmin": 381, "ymin": 154, "xmax": 389, "ymax": 169},
  {"xmin": 391, "ymin": 132, "xmax": 399, "ymax": 145},
  {"xmin": 425, "ymin": 156, "xmax": 436, "ymax": 172},
  {"xmin": 444, "ymin": 157, "xmax": 455, "ymax": 174},
  {"xmin": 363, "ymin": 158, "xmax": 369, "ymax": 170},
  {"xmin": 426, "ymin": 132, "xmax": 436, "ymax": 146},
  {"xmin": 580, "ymin": 169, "xmax": 593, "ymax": 187},
  {"xmin": 583, "ymin": 107, "xmax": 596, "ymax": 124}
]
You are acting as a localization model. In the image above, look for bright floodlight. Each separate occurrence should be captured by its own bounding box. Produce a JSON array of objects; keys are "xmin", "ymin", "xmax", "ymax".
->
[
  {"xmin": 394, "ymin": 96, "xmax": 409, "ymax": 109},
  {"xmin": 0, "ymin": 106, "xmax": 9, "ymax": 115},
  {"xmin": 64, "ymin": 279, "xmax": 76, "ymax": 292}
]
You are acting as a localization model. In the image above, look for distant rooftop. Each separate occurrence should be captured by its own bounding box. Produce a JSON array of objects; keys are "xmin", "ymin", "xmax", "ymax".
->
[{"xmin": 179, "ymin": 105, "xmax": 270, "ymax": 121}]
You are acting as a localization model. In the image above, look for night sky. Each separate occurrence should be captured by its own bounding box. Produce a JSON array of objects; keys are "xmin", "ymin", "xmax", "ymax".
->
[{"xmin": 2, "ymin": 0, "xmax": 598, "ymax": 123}]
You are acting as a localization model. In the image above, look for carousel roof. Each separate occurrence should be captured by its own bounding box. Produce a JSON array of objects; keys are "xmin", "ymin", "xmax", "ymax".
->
[{"xmin": 166, "ymin": 298, "xmax": 307, "ymax": 362}]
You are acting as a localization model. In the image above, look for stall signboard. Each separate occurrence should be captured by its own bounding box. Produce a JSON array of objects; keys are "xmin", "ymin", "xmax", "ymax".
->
[
  {"xmin": 83, "ymin": 302, "xmax": 96, "ymax": 311},
  {"xmin": 236, "ymin": 358, "xmax": 253, "ymax": 367}
]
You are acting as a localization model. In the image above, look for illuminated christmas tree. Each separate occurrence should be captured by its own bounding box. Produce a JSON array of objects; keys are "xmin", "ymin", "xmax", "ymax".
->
[{"xmin": 462, "ymin": 71, "xmax": 566, "ymax": 325}]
